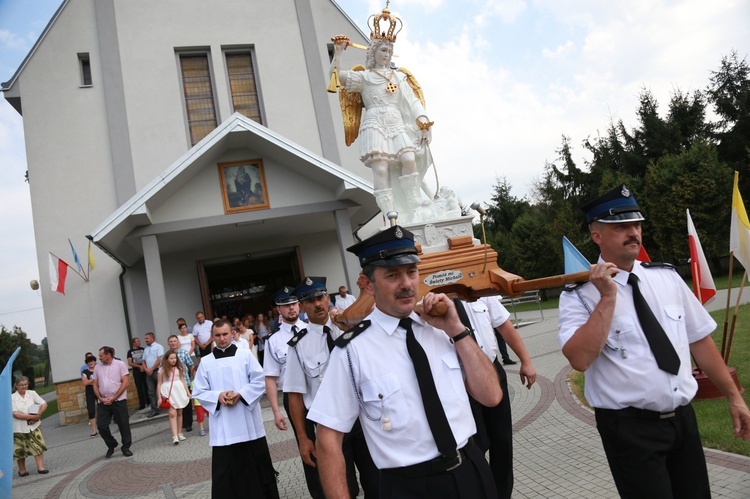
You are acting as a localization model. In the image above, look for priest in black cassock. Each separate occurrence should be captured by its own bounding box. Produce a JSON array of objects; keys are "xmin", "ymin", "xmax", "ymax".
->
[{"xmin": 193, "ymin": 319, "xmax": 279, "ymax": 498}]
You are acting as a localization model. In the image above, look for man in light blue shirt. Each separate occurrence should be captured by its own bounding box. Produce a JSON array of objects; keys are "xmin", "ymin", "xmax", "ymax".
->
[{"xmin": 141, "ymin": 332, "xmax": 164, "ymax": 417}]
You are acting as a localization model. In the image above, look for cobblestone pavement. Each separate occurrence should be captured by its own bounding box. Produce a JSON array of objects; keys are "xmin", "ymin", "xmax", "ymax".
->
[{"xmin": 12, "ymin": 306, "xmax": 750, "ymax": 498}]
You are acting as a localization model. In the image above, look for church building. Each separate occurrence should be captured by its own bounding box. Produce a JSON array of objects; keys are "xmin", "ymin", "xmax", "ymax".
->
[{"xmin": 2, "ymin": 0, "xmax": 380, "ymax": 424}]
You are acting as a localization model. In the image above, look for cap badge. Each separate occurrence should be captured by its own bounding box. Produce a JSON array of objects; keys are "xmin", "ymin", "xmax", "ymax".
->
[
  {"xmin": 305, "ymin": 277, "xmax": 313, "ymax": 286},
  {"xmin": 283, "ymin": 287, "xmax": 290, "ymax": 293},
  {"xmin": 394, "ymin": 227, "xmax": 403, "ymax": 239},
  {"xmin": 621, "ymin": 186, "xmax": 630, "ymax": 197}
]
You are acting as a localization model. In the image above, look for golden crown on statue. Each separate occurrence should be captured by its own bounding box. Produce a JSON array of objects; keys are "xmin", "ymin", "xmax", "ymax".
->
[{"xmin": 368, "ymin": 1, "xmax": 403, "ymax": 43}]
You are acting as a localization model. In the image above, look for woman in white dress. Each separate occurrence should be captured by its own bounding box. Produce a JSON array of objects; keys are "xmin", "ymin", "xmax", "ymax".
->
[
  {"xmin": 177, "ymin": 323, "xmax": 196, "ymax": 362},
  {"xmin": 157, "ymin": 351, "xmax": 191, "ymax": 445}
]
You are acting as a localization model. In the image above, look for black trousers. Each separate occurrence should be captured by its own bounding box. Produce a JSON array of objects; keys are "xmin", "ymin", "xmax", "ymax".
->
[
  {"xmin": 85, "ymin": 390, "xmax": 97, "ymax": 420},
  {"xmin": 145, "ymin": 370, "xmax": 159, "ymax": 411},
  {"xmin": 595, "ymin": 403, "xmax": 710, "ymax": 499},
  {"xmin": 182, "ymin": 391, "xmax": 194, "ymax": 430},
  {"xmin": 342, "ymin": 419, "xmax": 380, "ymax": 498},
  {"xmin": 379, "ymin": 442, "xmax": 497, "ymax": 499},
  {"xmin": 494, "ymin": 331, "xmax": 511, "ymax": 362},
  {"xmin": 212, "ymin": 437, "xmax": 279, "ymax": 499},
  {"xmin": 284, "ymin": 393, "xmax": 325, "ymax": 499},
  {"xmin": 97, "ymin": 399, "xmax": 132, "ymax": 452},
  {"xmin": 131, "ymin": 368, "xmax": 148, "ymax": 409},
  {"xmin": 470, "ymin": 360, "xmax": 513, "ymax": 499}
]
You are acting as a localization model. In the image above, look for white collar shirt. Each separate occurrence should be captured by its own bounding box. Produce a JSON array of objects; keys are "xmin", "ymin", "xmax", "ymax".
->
[
  {"xmin": 283, "ymin": 319, "xmax": 341, "ymax": 409},
  {"xmin": 461, "ymin": 297, "xmax": 510, "ymax": 362},
  {"xmin": 558, "ymin": 258, "xmax": 716, "ymax": 412},
  {"xmin": 193, "ymin": 319, "xmax": 214, "ymax": 345},
  {"xmin": 263, "ymin": 320, "xmax": 304, "ymax": 389},
  {"xmin": 307, "ymin": 307, "xmax": 476, "ymax": 469},
  {"xmin": 335, "ymin": 293, "xmax": 357, "ymax": 311}
]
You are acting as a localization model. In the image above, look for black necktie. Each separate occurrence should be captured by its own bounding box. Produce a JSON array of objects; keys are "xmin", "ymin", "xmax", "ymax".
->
[
  {"xmin": 291, "ymin": 325, "xmax": 298, "ymax": 335},
  {"xmin": 399, "ymin": 317, "xmax": 457, "ymax": 458},
  {"xmin": 627, "ymin": 273, "xmax": 681, "ymax": 375},
  {"xmin": 323, "ymin": 325, "xmax": 335, "ymax": 352}
]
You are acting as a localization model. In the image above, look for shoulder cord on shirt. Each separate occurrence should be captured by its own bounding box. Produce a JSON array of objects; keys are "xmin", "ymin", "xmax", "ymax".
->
[
  {"xmin": 345, "ymin": 345, "xmax": 381, "ymax": 422},
  {"xmin": 574, "ymin": 288, "xmax": 593, "ymax": 315},
  {"xmin": 267, "ymin": 339, "xmax": 287, "ymax": 365},
  {"xmin": 268, "ymin": 348, "xmax": 286, "ymax": 369},
  {"xmin": 292, "ymin": 339, "xmax": 328, "ymax": 379},
  {"xmin": 574, "ymin": 288, "xmax": 620, "ymax": 354}
]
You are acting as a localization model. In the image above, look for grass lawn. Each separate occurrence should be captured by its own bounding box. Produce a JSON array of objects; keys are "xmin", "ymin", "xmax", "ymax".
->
[
  {"xmin": 691, "ymin": 304, "xmax": 750, "ymax": 455},
  {"xmin": 35, "ymin": 384, "xmax": 56, "ymax": 396},
  {"xmin": 568, "ymin": 303, "xmax": 750, "ymax": 457},
  {"xmin": 42, "ymin": 399, "xmax": 58, "ymax": 420}
]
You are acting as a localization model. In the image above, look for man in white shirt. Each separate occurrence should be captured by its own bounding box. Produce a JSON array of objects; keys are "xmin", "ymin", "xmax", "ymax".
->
[
  {"xmin": 192, "ymin": 320, "xmax": 279, "ymax": 498},
  {"xmin": 459, "ymin": 296, "xmax": 536, "ymax": 499},
  {"xmin": 333, "ymin": 285, "xmax": 356, "ymax": 311},
  {"xmin": 559, "ymin": 184, "xmax": 750, "ymax": 497},
  {"xmin": 285, "ymin": 276, "xmax": 379, "ymax": 498},
  {"xmin": 193, "ymin": 311, "xmax": 214, "ymax": 361},
  {"xmin": 308, "ymin": 226, "xmax": 502, "ymax": 498},
  {"xmin": 141, "ymin": 332, "xmax": 164, "ymax": 418},
  {"xmin": 264, "ymin": 285, "xmax": 323, "ymax": 498}
]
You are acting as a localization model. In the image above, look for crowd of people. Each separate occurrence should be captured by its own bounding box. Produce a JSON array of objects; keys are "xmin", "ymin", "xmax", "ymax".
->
[{"xmin": 11, "ymin": 187, "xmax": 750, "ymax": 498}]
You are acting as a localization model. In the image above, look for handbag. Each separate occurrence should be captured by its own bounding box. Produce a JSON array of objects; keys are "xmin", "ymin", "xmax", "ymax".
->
[{"xmin": 158, "ymin": 373, "xmax": 174, "ymax": 410}]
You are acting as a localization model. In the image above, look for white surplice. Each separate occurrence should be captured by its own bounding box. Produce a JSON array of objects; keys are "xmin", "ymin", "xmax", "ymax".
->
[{"xmin": 193, "ymin": 346, "xmax": 266, "ymax": 447}]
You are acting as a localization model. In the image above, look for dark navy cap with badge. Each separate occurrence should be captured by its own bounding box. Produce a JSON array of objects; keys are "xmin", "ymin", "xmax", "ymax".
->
[
  {"xmin": 347, "ymin": 225, "xmax": 421, "ymax": 267},
  {"xmin": 581, "ymin": 184, "xmax": 646, "ymax": 224},
  {"xmin": 272, "ymin": 285, "xmax": 298, "ymax": 306},
  {"xmin": 292, "ymin": 276, "xmax": 327, "ymax": 302}
]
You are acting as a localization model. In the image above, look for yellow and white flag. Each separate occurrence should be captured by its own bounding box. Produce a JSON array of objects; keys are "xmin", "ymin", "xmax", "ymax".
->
[{"xmin": 730, "ymin": 171, "xmax": 750, "ymax": 270}]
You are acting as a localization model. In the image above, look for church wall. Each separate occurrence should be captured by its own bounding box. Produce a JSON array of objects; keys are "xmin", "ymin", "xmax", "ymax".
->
[
  {"xmin": 111, "ymin": 0, "xmax": 326, "ymax": 190},
  {"xmin": 8, "ymin": 0, "xmax": 373, "ymax": 424},
  {"xmin": 16, "ymin": 0, "xmax": 128, "ymax": 384}
]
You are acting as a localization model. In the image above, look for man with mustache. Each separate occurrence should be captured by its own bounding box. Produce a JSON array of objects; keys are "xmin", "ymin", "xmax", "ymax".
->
[
  {"xmin": 264, "ymin": 285, "xmax": 325, "ymax": 499},
  {"xmin": 284, "ymin": 276, "xmax": 379, "ymax": 498},
  {"xmin": 308, "ymin": 226, "xmax": 502, "ymax": 498},
  {"xmin": 558, "ymin": 184, "xmax": 750, "ymax": 498}
]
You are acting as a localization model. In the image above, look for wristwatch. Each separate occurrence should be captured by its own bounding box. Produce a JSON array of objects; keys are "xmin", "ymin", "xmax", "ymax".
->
[{"xmin": 450, "ymin": 327, "xmax": 474, "ymax": 344}]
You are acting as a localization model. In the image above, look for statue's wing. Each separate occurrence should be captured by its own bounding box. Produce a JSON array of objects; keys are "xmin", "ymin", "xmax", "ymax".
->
[
  {"xmin": 397, "ymin": 67, "xmax": 426, "ymax": 108},
  {"xmin": 339, "ymin": 65, "xmax": 365, "ymax": 146}
]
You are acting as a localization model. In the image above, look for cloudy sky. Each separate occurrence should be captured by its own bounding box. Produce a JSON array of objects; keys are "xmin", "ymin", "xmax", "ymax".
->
[{"xmin": 0, "ymin": 0, "xmax": 748, "ymax": 344}]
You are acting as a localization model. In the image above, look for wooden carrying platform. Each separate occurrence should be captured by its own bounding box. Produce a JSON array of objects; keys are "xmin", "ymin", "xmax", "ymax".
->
[{"xmin": 334, "ymin": 234, "xmax": 589, "ymax": 327}]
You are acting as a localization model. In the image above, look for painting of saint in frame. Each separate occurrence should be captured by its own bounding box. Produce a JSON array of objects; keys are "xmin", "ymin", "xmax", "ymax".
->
[{"xmin": 218, "ymin": 159, "xmax": 270, "ymax": 214}]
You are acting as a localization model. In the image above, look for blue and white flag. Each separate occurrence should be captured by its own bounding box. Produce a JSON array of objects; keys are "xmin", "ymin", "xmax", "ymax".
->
[
  {"xmin": 563, "ymin": 236, "xmax": 591, "ymax": 274},
  {"xmin": 68, "ymin": 239, "xmax": 83, "ymax": 274}
]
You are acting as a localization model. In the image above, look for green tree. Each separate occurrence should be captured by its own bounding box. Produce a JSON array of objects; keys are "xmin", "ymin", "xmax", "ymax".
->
[
  {"xmin": 707, "ymin": 51, "xmax": 750, "ymax": 190},
  {"xmin": 483, "ymin": 176, "xmax": 530, "ymax": 234},
  {"xmin": 508, "ymin": 209, "xmax": 560, "ymax": 280},
  {"xmin": 644, "ymin": 142, "xmax": 732, "ymax": 262},
  {"xmin": 0, "ymin": 326, "xmax": 38, "ymax": 389}
]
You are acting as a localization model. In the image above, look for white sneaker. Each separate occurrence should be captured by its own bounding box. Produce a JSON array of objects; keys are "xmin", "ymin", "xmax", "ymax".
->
[
  {"xmin": 172, "ymin": 436, "xmax": 179, "ymax": 445},
  {"xmin": 178, "ymin": 433, "xmax": 186, "ymax": 441}
]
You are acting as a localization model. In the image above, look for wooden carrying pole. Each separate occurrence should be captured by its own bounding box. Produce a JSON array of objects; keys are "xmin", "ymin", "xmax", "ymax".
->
[
  {"xmin": 721, "ymin": 254, "xmax": 735, "ymax": 357},
  {"xmin": 725, "ymin": 271, "xmax": 747, "ymax": 364}
]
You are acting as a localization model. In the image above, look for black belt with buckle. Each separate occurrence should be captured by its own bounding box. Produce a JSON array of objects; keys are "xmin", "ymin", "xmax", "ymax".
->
[
  {"xmin": 383, "ymin": 438, "xmax": 474, "ymax": 478},
  {"xmin": 596, "ymin": 405, "xmax": 687, "ymax": 420}
]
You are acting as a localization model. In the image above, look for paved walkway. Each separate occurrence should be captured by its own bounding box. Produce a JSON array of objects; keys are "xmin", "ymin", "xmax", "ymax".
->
[{"xmin": 12, "ymin": 296, "xmax": 750, "ymax": 498}]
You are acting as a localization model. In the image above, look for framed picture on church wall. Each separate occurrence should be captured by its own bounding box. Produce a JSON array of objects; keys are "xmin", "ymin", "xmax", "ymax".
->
[{"xmin": 218, "ymin": 159, "xmax": 270, "ymax": 214}]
